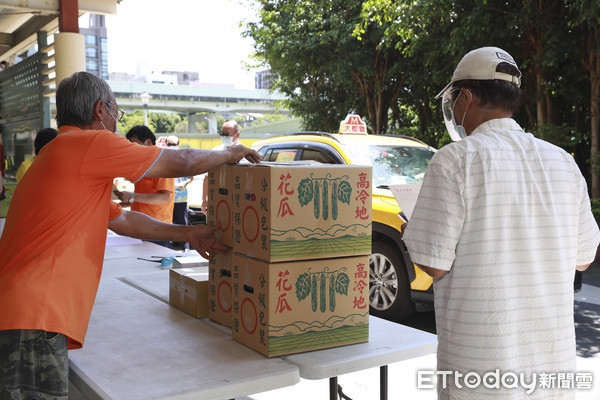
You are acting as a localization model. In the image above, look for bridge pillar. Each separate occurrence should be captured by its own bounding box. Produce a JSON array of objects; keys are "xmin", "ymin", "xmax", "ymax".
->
[
  {"xmin": 188, "ymin": 113, "xmax": 202, "ymax": 133},
  {"xmin": 207, "ymin": 113, "xmax": 218, "ymax": 134},
  {"xmin": 188, "ymin": 113, "xmax": 218, "ymax": 134}
]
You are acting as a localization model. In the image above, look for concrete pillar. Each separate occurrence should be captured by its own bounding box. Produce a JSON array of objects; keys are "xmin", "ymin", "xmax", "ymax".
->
[
  {"xmin": 207, "ymin": 113, "xmax": 218, "ymax": 134},
  {"xmin": 54, "ymin": 32, "xmax": 85, "ymax": 85},
  {"xmin": 188, "ymin": 113, "xmax": 203, "ymax": 133}
]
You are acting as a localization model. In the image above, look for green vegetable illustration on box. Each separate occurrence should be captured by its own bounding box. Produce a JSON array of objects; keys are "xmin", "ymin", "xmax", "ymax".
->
[
  {"xmin": 295, "ymin": 267, "xmax": 349, "ymax": 313},
  {"xmin": 297, "ymin": 173, "xmax": 352, "ymax": 220}
]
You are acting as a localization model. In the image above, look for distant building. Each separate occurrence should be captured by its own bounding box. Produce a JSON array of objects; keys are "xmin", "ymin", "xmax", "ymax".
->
[
  {"xmin": 163, "ymin": 70, "xmax": 200, "ymax": 85},
  {"xmin": 146, "ymin": 71, "xmax": 178, "ymax": 85},
  {"xmin": 80, "ymin": 14, "xmax": 108, "ymax": 80},
  {"xmin": 108, "ymin": 72, "xmax": 133, "ymax": 81},
  {"xmin": 255, "ymin": 69, "xmax": 274, "ymax": 90}
]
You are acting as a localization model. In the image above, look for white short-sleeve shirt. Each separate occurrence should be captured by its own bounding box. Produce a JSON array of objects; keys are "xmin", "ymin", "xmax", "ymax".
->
[{"xmin": 404, "ymin": 118, "xmax": 600, "ymax": 399}]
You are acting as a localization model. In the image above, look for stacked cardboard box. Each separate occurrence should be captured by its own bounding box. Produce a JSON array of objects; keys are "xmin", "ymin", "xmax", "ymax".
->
[
  {"xmin": 233, "ymin": 253, "xmax": 370, "ymax": 357},
  {"xmin": 169, "ymin": 267, "xmax": 209, "ymax": 318},
  {"xmin": 231, "ymin": 163, "xmax": 372, "ymax": 262},
  {"xmin": 208, "ymin": 249, "xmax": 234, "ymax": 327},
  {"xmin": 173, "ymin": 256, "xmax": 208, "ymax": 269},
  {"xmin": 208, "ymin": 162, "xmax": 373, "ymax": 357},
  {"xmin": 206, "ymin": 165, "xmax": 235, "ymax": 328},
  {"xmin": 206, "ymin": 164, "xmax": 234, "ymax": 247}
]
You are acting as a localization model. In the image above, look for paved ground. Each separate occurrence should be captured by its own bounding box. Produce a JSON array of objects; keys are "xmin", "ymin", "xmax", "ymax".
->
[{"xmin": 242, "ymin": 263, "xmax": 600, "ymax": 400}]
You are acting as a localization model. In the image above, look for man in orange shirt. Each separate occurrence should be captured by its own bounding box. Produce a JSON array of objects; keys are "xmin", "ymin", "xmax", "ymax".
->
[
  {"xmin": 0, "ymin": 71, "xmax": 260, "ymax": 399},
  {"xmin": 114, "ymin": 125, "xmax": 175, "ymax": 247}
]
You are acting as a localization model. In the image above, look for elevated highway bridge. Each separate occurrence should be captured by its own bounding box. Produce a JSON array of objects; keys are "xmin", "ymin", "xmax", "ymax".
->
[{"xmin": 109, "ymin": 81, "xmax": 289, "ymax": 133}]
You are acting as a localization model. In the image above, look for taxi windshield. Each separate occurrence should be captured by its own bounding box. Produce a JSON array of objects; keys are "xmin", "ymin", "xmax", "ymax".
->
[{"xmin": 342, "ymin": 143, "xmax": 435, "ymax": 186}]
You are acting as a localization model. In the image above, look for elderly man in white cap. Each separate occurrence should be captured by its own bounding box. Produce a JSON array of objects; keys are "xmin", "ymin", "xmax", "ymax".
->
[{"xmin": 404, "ymin": 47, "xmax": 599, "ymax": 399}]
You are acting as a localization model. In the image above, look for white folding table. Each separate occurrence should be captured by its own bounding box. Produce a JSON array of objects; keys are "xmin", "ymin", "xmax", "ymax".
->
[
  {"xmin": 282, "ymin": 315, "xmax": 437, "ymax": 400},
  {"xmin": 70, "ymin": 241, "xmax": 437, "ymax": 400},
  {"xmin": 69, "ymin": 242, "xmax": 300, "ymax": 400}
]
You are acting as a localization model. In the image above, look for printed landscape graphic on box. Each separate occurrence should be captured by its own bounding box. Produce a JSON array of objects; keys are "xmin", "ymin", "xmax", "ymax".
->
[
  {"xmin": 269, "ymin": 172, "xmax": 372, "ymax": 259},
  {"xmin": 237, "ymin": 260, "xmax": 369, "ymax": 356},
  {"xmin": 266, "ymin": 315, "xmax": 369, "ymax": 356}
]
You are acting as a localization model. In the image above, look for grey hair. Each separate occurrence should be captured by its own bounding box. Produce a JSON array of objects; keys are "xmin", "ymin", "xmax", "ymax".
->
[{"xmin": 55, "ymin": 71, "xmax": 114, "ymax": 127}]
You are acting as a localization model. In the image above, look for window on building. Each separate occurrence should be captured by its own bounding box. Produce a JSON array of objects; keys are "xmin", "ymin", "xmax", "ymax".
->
[
  {"xmin": 100, "ymin": 38, "xmax": 108, "ymax": 61},
  {"xmin": 86, "ymin": 47, "xmax": 98, "ymax": 58},
  {"xmin": 85, "ymin": 35, "xmax": 97, "ymax": 45},
  {"xmin": 86, "ymin": 60, "xmax": 98, "ymax": 71}
]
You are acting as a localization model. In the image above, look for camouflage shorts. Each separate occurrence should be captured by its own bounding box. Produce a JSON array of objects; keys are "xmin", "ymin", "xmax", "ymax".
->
[{"xmin": 0, "ymin": 330, "xmax": 68, "ymax": 400}]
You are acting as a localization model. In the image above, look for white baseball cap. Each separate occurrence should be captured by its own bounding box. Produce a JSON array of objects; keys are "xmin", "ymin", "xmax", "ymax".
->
[{"xmin": 435, "ymin": 47, "xmax": 522, "ymax": 99}]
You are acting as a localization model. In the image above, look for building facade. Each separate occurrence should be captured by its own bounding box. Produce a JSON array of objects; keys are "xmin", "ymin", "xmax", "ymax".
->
[
  {"xmin": 255, "ymin": 69, "xmax": 274, "ymax": 90},
  {"xmin": 80, "ymin": 14, "xmax": 108, "ymax": 80}
]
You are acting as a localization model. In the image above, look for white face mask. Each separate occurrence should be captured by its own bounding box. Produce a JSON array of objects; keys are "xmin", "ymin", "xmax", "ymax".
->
[
  {"xmin": 101, "ymin": 120, "xmax": 120, "ymax": 134},
  {"xmin": 441, "ymin": 87, "xmax": 470, "ymax": 141},
  {"xmin": 220, "ymin": 135, "xmax": 234, "ymax": 147},
  {"xmin": 103, "ymin": 103, "xmax": 120, "ymax": 134}
]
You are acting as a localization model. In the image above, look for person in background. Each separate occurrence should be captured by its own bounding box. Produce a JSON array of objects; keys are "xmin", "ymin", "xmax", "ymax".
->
[
  {"xmin": 0, "ymin": 71, "xmax": 260, "ymax": 400},
  {"xmin": 167, "ymin": 135, "xmax": 194, "ymax": 250},
  {"xmin": 403, "ymin": 47, "xmax": 600, "ymax": 399},
  {"xmin": 166, "ymin": 135, "xmax": 179, "ymax": 148},
  {"xmin": 114, "ymin": 125, "xmax": 175, "ymax": 247},
  {"xmin": 16, "ymin": 128, "xmax": 58, "ymax": 182},
  {"xmin": 202, "ymin": 120, "xmax": 241, "ymax": 214}
]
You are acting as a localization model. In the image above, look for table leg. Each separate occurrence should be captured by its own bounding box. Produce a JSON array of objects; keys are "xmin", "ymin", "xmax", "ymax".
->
[
  {"xmin": 380, "ymin": 365, "xmax": 388, "ymax": 400},
  {"xmin": 330, "ymin": 376, "xmax": 338, "ymax": 400}
]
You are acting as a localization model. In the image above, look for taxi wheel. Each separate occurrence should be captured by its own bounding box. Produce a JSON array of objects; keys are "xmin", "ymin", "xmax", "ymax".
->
[{"xmin": 369, "ymin": 241, "xmax": 415, "ymax": 321}]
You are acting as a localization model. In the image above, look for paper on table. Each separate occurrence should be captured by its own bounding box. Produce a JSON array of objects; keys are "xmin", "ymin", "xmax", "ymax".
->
[{"xmin": 388, "ymin": 184, "xmax": 422, "ymax": 220}]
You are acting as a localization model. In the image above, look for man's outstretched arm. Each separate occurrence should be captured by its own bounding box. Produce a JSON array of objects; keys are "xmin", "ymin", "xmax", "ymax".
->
[{"xmin": 109, "ymin": 210, "xmax": 226, "ymax": 259}]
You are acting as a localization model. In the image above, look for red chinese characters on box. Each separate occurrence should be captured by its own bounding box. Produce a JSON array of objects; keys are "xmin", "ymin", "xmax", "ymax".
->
[
  {"xmin": 232, "ymin": 254, "xmax": 369, "ymax": 358},
  {"xmin": 277, "ymin": 173, "xmax": 295, "ymax": 218},
  {"xmin": 232, "ymin": 163, "xmax": 372, "ymax": 263},
  {"xmin": 355, "ymin": 172, "xmax": 371, "ymax": 220}
]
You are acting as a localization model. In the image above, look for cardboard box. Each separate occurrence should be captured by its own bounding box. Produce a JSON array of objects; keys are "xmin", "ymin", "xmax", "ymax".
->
[
  {"xmin": 169, "ymin": 267, "xmax": 209, "ymax": 318},
  {"xmin": 232, "ymin": 254, "xmax": 370, "ymax": 357},
  {"xmin": 208, "ymin": 249, "xmax": 234, "ymax": 328},
  {"xmin": 232, "ymin": 163, "xmax": 373, "ymax": 262},
  {"xmin": 173, "ymin": 256, "xmax": 209, "ymax": 269},
  {"xmin": 206, "ymin": 165, "xmax": 234, "ymax": 247}
]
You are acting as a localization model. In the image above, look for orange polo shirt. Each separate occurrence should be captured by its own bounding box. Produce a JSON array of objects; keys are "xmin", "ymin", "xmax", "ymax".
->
[
  {"xmin": 0, "ymin": 126, "xmax": 163, "ymax": 349},
  {"xmin": 131, "ymin": 177, "xmax": 175, "ymax": 223}
]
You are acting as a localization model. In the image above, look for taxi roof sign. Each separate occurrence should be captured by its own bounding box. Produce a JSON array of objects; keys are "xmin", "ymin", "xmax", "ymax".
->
[{"xmin": 339, "ymin": 114, "xmax": 368, "ymax": 135}]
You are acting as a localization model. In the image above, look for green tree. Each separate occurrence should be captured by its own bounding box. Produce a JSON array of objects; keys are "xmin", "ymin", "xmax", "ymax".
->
[
  {"xmin": 245, "ymin": 0, "xmax": 404, "ymax": 133},
  {"xmin": 246, "ymin": 0, "xmax": 598, "ymax": 184},
  {"xmin": 150, "ymin": 113, "xmax": 183, "ymax": 134},
  {"xmin": 356, "ymin": 0, "xmax": 593, "ymax": 157},
  {"xmin": 118, "ymin": 110, "xmax": 146, "ymax": 134},
  {"xmin": 119, "ymin": 111, "xmax": 186, "ymax": 135},
  {"xmin": 568, "ymin": 0, "xmax": 600, "ymax": 196},
  {"xmin": 252, "ymin": 113, "xmax": 288, "ymax": 126}
]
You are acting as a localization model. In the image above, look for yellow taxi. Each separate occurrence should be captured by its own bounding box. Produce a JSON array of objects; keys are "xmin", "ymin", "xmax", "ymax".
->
[{"xmin": 251, "ymin": 130, "xmax": 436, "ymax": 321}]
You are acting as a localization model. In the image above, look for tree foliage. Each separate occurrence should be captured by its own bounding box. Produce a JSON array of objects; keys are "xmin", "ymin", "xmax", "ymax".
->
[
  {"xmin": 245, "ymin": 0, "xmax": 404, "ymax": 133},
  {"xmin": 119, "ymin": 110, "xmax": 185, "ymax": 135},
  {"xmin": 150, "ymin": 113, "xmax": 183, "ymax": 134},
  {"xmin": 245, "ymin": 0, "xmax": 600, "ymax": 193}
]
